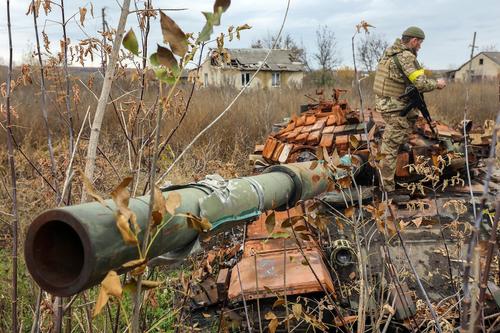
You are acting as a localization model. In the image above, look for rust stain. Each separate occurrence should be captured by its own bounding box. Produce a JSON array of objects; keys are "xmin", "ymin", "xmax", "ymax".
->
[
  {"xmin": 227, "ymin": 249, "xmax": 335, "ymax": 301},
  {"xmin": 312, "ymin": 174, "xmax": 321, "ymax": 183},
  {"xmin": 227, "ymin": 207, "xmax": 335, "ymax": 301}
]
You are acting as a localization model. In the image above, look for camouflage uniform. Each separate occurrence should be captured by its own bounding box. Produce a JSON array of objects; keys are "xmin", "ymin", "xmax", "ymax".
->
[{"xmin": 373, "ymin": 38, "xmax": 437, "ymax": 192}]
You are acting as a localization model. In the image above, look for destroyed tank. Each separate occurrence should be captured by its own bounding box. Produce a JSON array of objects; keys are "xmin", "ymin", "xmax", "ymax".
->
[
  {"xmin": 203, "ymin": 89, "xmax": 499, "ymax": 331},
  {"xmin": 24, "ymin": 90, "xmax": 499, "ymax": 332}
]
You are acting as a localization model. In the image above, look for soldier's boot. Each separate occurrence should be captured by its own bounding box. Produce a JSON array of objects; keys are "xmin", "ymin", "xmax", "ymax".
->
[{"xmin": 379, "ymin": 172, "xmax": 395, "ymax": 193}]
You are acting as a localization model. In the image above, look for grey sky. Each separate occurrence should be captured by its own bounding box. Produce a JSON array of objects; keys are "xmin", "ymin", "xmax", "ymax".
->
[{"xmin": 0, "ymin": 0, "xmax": 498, "ymax": 70}]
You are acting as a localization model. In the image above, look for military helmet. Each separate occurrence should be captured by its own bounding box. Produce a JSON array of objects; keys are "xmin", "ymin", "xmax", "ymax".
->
[{"xmin": 402, "ymin": 26, "xmax": 425, "ymax": 39}]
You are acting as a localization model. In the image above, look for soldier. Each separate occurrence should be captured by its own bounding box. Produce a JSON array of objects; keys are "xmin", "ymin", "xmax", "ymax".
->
[{"xmin": 373, "ymin": 26, "xmax": 446, "ymax": 198}]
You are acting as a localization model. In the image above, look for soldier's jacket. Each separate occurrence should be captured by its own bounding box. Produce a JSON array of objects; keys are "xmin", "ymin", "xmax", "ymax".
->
[{"xmin": 374, "ymin": 38, "xmax": 437, "ymax": 113}]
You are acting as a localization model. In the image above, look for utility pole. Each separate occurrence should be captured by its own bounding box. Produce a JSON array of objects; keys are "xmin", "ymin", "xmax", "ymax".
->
[
  {"xmin": 459, "ymin": 30, "xmax": 482, "ymax": 333},
  {"xmin": 466, "ymin": 32, "xmax": 477, "ymax": 82},
  {"xmin": 101, "ymin": 7, "xmax": 107, "ymax": 72}
]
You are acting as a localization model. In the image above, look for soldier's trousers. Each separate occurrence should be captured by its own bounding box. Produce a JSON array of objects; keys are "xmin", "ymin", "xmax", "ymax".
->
[{"xmin": 379, "ymin": 110, "xmax": 418, "ymax": 192}]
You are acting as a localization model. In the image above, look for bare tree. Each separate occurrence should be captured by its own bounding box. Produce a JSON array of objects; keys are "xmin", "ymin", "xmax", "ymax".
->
[
  {"xmin": 313, "ymin": 25, "xmax": 340, "ymax": 85},
  {"xmin": 251, "ymin": 31, "xmax": 291, "ymax": 49},
  {"xmin": 250, "ymin": 39, "xmax": 264, "ymax": 48},
  {"xmin": 357, "ymin": 33, "xmax": 388, "ymax": 72},
  {"xmin": 481, "ymin": 44, "xmax": 498, "ymax": 52},
  {"xmin": 314, "ymin": 25, "xmax": 340, "ymax": 71},
  {"xmin": 82, "ymin": 0, "xmax": 131, "ymax": 201}
]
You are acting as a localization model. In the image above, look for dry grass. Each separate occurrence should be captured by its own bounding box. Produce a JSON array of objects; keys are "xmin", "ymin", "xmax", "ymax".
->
[
  {"xmin": 1, "ymin": 69, "xmax": 498, "ymax": 197},
  {"xmin": 1, "ymin": 68, "xmax": 498, "ymax": 201},
  {"xmin": 426, "ymin": 80, "xmax": 499, "ymax": 125}
]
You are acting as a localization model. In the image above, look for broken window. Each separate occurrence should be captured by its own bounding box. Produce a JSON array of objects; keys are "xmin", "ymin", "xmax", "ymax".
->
[
  {"xmin": 272, "ymin": 72, "xmax": 281, "ymax": 87},
  {"xmin": 241, "ymin": 72, "xmax": 250, "ymax": 86},
  {"xmin": 204, "ymin": 73, "xmax": 209, "ymax": 87},
  {"xmin": 479, "ymin": 58, "xmax": 484, "ymax": 65}
]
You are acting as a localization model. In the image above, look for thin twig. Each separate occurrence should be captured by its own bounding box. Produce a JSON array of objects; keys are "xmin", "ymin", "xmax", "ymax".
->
[
  {"xmin": 379, "ymin": 207, "xmax": 420, "ymax": 332},
  {"xmin": 77, "ymin": 78, "xmax": 99, "ymax": 101},
  {"xmin": 486, "ymin": 313, "xmax": 500, "ymax": 333},
  {"xmin": 112, "ymin": 274, "xmax": 127, "ymax": 333},
  {"xmin": 80, "ymin": 292, "xmax": 94, "ymax": 333},
  {"xmin": 63, "ymin": 294, "xmax": 79, "ymax": 313},
  {"xmin": 475, "ymin": 201, "xmax": 500, "ymax": 331},
  {"xmin": 351, "ymin": 25, "xmax": 372, "ymax": 153},
  {"xmin": 131, "ymin": 0, "xmax": 154, "ymax": 195},
  {"xmin": 30, "ymin": 288, "xmax": 43, "ymax": 333},
  {"xmin": 128, "ymin": 0, "xmax": 153, "ymax": 156},
  {"xmin": 32, "ymin": 0, "xmax": 60, "ymax": 202},
  {"xmin": 132, "ymin": 77, "xmax": 166, "ymax": 332},
  {"xmin": 283, "ymin": 209, "xmax": 291, "ymax": 333},
  {"xmin": 10, "ymin": 136, "xmax": 60, "ymax": 197},
  {"xmin": 381, "ymin": 296, "xmax": 397, "ymax": 333},
  {"xmin": 108, "ymin": 88, "xmax": 141, "ymax": 104},
  {"xmin": 109, "ymin": 90, "xmax": 137, "ymax": 156},
  {"xmin": 60, "ymin": 0, "xmax": 75, "ymax": 204},
  {"xmin": 5, "ymin": 1, "xmax": 19, "ymax": 331},
  {"xmin": 431, "ymin": 187, "xmax": 459, "ymax": 304},
  {"xmin": 462, "ymin": 32, "xmax": 478, "ymax": 221},
  {"xmin": 59, "ymin": 107, "xmax": 91, "ymax": 205},
  {"xmin": 461, "ymin": 110, "xmax": 500, "ymax": 329},
  {"xmin": 288, "ymin": 217, "xmax": 349, "ymax": 331},
  {"xmin": 96, "ymin": 145, "xmax": 121, "ymax": 179},
  {"xmin": 468, "ymin": 244, "xmax": 481, "ymax": 333},
  {"xmin": 348, "ymin": 172, "xmax": 370, "ymax": 333},
  {"xmin": 127, "ymin": 7, "xmax": 188, "ymax": 14},
  {"xmin": 236, "ymin": 223, "xmax": 253, "ymax": 332},
  {"xmin": 253, "ymin": 251, "xmax": 263, "ymax": 333}
]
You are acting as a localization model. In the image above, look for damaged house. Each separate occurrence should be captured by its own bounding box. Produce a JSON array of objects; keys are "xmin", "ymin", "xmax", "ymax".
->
[
  {"xmin": 449, "ymin": 51, "xmax": 500, "ymax": 81},
  {"xmin": 195, "ymin": 48, "xmax": 305, "ymax": 89}
]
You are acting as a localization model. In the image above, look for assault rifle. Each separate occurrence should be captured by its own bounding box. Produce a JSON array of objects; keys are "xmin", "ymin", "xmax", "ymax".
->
[{"xmin": 399, "ymin": 85, "xmax": 436, "ymax": 136}]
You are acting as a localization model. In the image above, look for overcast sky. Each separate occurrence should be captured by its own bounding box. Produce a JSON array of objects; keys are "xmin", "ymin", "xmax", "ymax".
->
[{"xmin": 0, "ymin": 0, "xmax": 498, "ymax": 70}]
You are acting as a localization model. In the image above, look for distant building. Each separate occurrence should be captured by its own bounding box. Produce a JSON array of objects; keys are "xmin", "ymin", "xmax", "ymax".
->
[
  {"xmin": 426, "ymin": 69, "xmax": 455, "ymax": 80},
  {"xmin": 179, "ymin": 68, "xmax": 190, "ymax": 83},
  {"xmin": 451, "ymin": 51, "xmax": 500, "ymax": 81},
  {"xmin": 195, "ymin": 48, "xmax": 305, "ymax": 89}
]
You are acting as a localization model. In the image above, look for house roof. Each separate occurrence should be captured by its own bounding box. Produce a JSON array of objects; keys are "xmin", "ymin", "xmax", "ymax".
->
[
  {"xmin": 212, "ymin": 48, "xmax": 305, "ymax": 72},
  {"xmin": 456, "ymin": 51, "xmax": 500, "ymax": 71},
  {"xmin": 483, "ymin": 51, "xmax": 500, "ymax": 65}
]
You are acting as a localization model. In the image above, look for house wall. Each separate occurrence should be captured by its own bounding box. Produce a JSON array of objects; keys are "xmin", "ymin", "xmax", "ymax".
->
[
  {"xmin": 454, "ymin": 55, "xmax": 500, "ymax": 81},
  {"xmin": 196, "ymin": 60, "xmax": 304, "ymax": 89}
]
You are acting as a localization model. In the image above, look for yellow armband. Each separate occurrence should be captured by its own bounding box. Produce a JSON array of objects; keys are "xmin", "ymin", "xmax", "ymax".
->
[{"xmin": 408, "ymin": 69, "xmax": 425, "ymax": 83}]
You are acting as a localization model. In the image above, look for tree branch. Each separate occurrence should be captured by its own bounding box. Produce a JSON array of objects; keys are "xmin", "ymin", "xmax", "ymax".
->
[{"xmin": 82, "ymin": 0, "xmax": 132, "ymax": 202}]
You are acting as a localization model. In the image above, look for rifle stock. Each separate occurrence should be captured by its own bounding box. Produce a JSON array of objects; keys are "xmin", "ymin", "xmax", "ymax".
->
[{"xmin": 399, "ymin": 85, "xmax": 436, "ymax": 135}]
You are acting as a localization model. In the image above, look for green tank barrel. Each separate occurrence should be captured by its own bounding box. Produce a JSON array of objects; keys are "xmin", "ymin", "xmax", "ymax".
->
[{"xmin": 24, "ymin": 162, "xmax": 331, "ymax": 296}]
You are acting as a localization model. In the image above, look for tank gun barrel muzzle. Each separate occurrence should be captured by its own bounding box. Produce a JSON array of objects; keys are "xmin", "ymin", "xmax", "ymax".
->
[{"xmin": 25, "ymin": 162, "xmax": 331, "ymax": 296}]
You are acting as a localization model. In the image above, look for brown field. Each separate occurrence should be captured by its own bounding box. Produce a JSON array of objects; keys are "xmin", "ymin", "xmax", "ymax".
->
[{"xmin": 0, "ymin": 66, "xmax": 498, "ymax": 331}]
